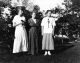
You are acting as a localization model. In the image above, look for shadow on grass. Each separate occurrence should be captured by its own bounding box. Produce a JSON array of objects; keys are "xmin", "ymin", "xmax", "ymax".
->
[{"xmin": 53, "ymin": 44, "xmax": 75, "ymax": 54}]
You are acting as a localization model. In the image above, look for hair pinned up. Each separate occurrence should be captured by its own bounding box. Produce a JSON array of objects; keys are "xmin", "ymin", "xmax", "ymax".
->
[{"xmin": 45, "ymin": 10, "xmax": 52, "ymax": 14}]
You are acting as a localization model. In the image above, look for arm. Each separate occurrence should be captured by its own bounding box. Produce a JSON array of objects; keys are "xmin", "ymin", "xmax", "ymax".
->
[
  {"xmin": 41, "ymin": 26, "xmax": 44, "ymax": 36},
  {"xmin": 52, "ymin": 19, "xmax": 56, "ymax": 35},
  {"xmin": 41, "ymin": 18, "xmax": 45, "ymax": 36},
  {"xmin": 12, "ymin": 16, "xmax": 23, "ymax": 27},
  {"xmin": 52, "ymin": 18, "xmax": 56, "ymax": 28},
  {"xmin": 13, "ymin": 22, "xmax": 22, "ymax": 27},
  {"xmin": 34, "ymin": 19, "xmax": 39, "ymax": 26}
]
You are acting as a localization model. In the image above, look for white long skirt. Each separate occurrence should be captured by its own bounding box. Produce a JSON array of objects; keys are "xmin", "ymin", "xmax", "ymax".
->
[
  {"xmin": 13, "ymin": 26, "xmax": 28, "ymax": 53},
  {"xmin": 42, "ymin": 33, "xmax": 54, "ymax": 50}
]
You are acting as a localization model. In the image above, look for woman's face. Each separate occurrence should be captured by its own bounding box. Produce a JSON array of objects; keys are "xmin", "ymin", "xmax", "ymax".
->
[
  {"xmin": 47, "ymin": 11, "xmax": 51, "ymax": 17},
  {"xmin": 32, "ymin": 12, "xmax": 36, "ymax": 18}
]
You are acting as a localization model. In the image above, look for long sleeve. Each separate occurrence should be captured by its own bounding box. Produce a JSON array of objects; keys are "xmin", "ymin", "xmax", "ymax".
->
[
  {"xmin": 52, "ymin": 18, "xmax": 56, "ymax": 27},
  {"xmin": 12, "ymin": 16, "xmax": 17, "ymax": 27},
  {"xmin": 12, "ymin": 15, "xmax": 23, "ymax": 27},
  {"xmin": 41, "ymin": 18, "xmax": 45, "ymax": 27}
]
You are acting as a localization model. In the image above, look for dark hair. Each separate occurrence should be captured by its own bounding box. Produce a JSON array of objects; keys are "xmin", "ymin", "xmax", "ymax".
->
[
  {"xmin": 31, "ymin": 11, "xmax": 37, "ymax": 15},
  {"xmin": 16, "ymin": 6, "xmax": 23, "ymax": 15},
  {"xmin": 45, "ymin": 10, "xmax": 52, "ymax": 14}
]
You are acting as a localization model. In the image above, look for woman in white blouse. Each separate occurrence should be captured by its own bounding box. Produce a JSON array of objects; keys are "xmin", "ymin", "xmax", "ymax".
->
[
  {"xmin": 12, "ymin": 8, "xmax": 28, "ymax": 53},
  {"xmin": 41, "ymin": 10, "xmax": 57, "ymax": 55}
]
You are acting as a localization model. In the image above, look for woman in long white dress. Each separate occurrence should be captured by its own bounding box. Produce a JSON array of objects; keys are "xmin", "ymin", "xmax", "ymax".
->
[
  {"xmin": 41, "ymin": 10, "xmax": 57, "ymax": 56},
  {"xmin": 12, "ymin": 8, "xmax": 28, "ymax": 53}
]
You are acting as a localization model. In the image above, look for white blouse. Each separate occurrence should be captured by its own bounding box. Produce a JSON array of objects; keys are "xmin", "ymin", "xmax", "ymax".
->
[
  {"xmin": 41, "ymin": 17, "xmax": 57, "ymax": 33},
  {"xmin": 12, "ymin": 15, "xmax": 25, "ymax": 27}
]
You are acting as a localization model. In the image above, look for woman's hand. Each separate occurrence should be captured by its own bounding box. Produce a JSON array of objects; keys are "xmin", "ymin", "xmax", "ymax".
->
[{"xmin": 8, "ymin": 24, "xmax": 12, "ymax": 27}]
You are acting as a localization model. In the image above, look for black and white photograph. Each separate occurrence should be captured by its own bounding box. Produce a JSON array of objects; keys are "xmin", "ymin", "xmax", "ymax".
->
[{"xmin": 0, "ymin": 0, "xmax": 80, "ymax": 63}]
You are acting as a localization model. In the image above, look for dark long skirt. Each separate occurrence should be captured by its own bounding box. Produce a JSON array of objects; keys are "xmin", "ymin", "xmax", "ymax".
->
[{"xmin": 28, "ymin": 27, "xmax": 38, "ymax": 55}]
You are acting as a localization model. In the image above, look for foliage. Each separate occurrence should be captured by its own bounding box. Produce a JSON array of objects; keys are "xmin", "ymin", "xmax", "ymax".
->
[{"xmin": 52, "ymin": 0, "xmax": 80, "ymax": 39}]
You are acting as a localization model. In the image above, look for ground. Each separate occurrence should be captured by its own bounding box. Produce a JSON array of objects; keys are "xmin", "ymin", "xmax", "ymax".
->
[{"xmin": 0, "ymin": 41, "xmax": 80, "ymax": 63}]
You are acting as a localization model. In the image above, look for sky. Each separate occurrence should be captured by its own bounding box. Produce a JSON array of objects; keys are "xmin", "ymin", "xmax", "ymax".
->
[{"xmin": 29, "ymin": 0, "xmax": 66, "ymax": 11}]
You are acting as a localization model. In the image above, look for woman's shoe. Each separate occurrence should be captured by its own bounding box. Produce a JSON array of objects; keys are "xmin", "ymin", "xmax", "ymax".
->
[
  {"xmin": 48, "ymin": 51, "xmax": 51, "ymax": 55},
  {"xmin": 44, "ymin": 51, "xmax": 47, "ymax": 56}
]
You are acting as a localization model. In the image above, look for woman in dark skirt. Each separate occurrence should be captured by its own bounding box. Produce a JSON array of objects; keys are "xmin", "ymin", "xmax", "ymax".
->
[{"xmin": 28, "ymin": 12, "xmax": 39, "ymax": 55}]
